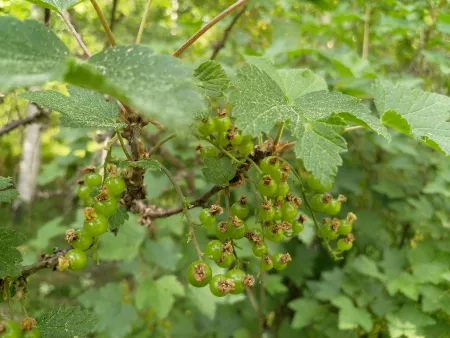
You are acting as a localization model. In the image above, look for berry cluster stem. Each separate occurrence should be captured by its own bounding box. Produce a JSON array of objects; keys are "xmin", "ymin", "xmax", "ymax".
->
[
  {"xmin": 148, "ymin": 133, "xmax": 176, "ymax": 157},
  {"xmin": 116, "ymin": 129, "xmax": 133, "ymax": 161}
]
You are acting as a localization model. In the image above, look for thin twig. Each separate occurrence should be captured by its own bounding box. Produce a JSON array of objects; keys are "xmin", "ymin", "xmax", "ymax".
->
[
  {"xmin": 148, "ymin": 133, "xmax": 176, "ymax": 157},
  {"xmin": 90, "ymin": 0, "xmax": 117, "ymax": 47},
  {"xmin": 136, "ymin": 0, "xmax": 153, "ymax": 44},
  {"xmin": 272, "ymin": 122, "xmax": 284, "ymax": 153},
  {"xmin": 16, "ymin": 248, "xmax": 70, "ymax": 280},
  {"xmin": 116, "ymin": 129, "xmax": 133, "ymax": 160},
  {"xmin": 60, "ymin": 11, "xmax": 92, "ymax": 57},
  {"xmin": 210, "ymin": 5, "xmax": 246, "ymax": 59},
  {"xmin": 0, "ymin": 111, "xmax": 47, "ymax": 137},
  {"xmin": 362, "ymin": 5, "xmax": 371, "ymax": 59},
  {"xmin": 160, "ymin": 164, "xmax": 203, "ymax": 260},
  {"xmin": 259, "ymin": 272, "xmax": 266, "ymax": 331},
  {"xmin": 173, "ymin": 0, "xmax": 249, "ymax": 57},
  {"xmin": 109, "ymin": 0, "xmax": 119, "ymax": 31}
]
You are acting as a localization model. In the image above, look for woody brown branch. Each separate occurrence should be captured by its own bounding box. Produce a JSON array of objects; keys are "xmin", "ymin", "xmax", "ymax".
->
[{"xmin": 0, "ymin": 111, "xmax": 48, "ymax": 137}]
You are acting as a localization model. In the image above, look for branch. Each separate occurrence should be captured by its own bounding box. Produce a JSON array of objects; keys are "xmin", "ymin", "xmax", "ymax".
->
[
  {"xmin": 18, "ymin": 248, "xmax": 69, "ymax": 280},
  {"xmin": 109, "ymin": 0, "xmax": 119, "ymax": 32},
  {"xmin": 210, "ymin": 5, "xmax": 246, "ymax": 59},
  {"xmin": 136, "ymin": 0, "xmax": 153, "ymax": 44},
  {"xmin": 60, "ymin": 11, "xmax": 92, "ymax": 57},
  {"xmin": 90, "ymin": 0, "xmax": 117, "ymax": 47},
  {"xmin": 173, "ymin": 0, "xmax": 249, "ymax": 57},
  {"xmin": 0, "ymin": 111, "xmax": 48, "ymax": 137},
  {"xmin": 362, "ymin": 4, "xmax": 371, "ymax": 59}
]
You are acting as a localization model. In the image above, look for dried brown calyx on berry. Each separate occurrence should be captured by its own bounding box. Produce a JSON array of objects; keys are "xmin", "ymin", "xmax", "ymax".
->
[
  {"xmin": 57, "ymin": 256, "xmax": 71, "ymax": 271},
  {"xmin": 217, "ymin": 108, "xmax": 228, "ymax": 117},
  {"xmin": 263, "ymin": 255, "xmax": 273, "ymax": 265},
  {"xmin": 83, "ymin": 207, "xmax": 98, "ymax": 222},
  {"xmin": 261, "ymin": 200, "xmax": 272, "ymax": 211},
  {"xmin": 193, "ymin": 262, "xmax": 209, "ymax": 282},
  {"xmin": 243, "ymin": 274, "xmax": 255, "ymax": 288},
  {"xmin": 298, "ymin": 214, "xmax": 307, "ymax": 223},
  {"xmin": 346, "ymin": 212, "xmax": 357, "ymax": 223},
  {"xmin": 239, "ymin": 196, "xmax": 247, "ymax": 205},
  {"xmin": 272, "ymin": 223, "xmax": 284, "ymax": 233},
  {"xmin": 21, "ymin": 317, "xmax": 37, "ymax": 332},
  {"xmin": 322, "ymin": 193, "xmax": 333, "ymax": 204},
  {"xmin": 280, "ymin": 162, "xmax": 291, "ymax": 173},
  {"xmin": 195, "ymin": 144, "xmax": 203, "ymax": 152},
  {"xmin": 209, "ymin": 204, "xmax": 224, "ymax": 215},
  {"xmin": 65, "ymin": 229, "xmax": 77, "ymax": 243},
  {"xmin": 230, "ymin": 216, "xmax": 242, "ymax": 228},
  {"xmin": 286, "ymin": 193, "xmax": 302, "ymax": 206},
  {"xmin": 95, "ymin": 186, "xmax": 110, "ymax": 201},
  {"xmin": 218, "ymin": 279, "xmax": 235, "ymax": 294},
  {"xmin": 337, "ymin": 194, "xmax": 347, "ymax": 203},
  {"xmin": 331, "ymin": 218, "xmax": 340, "ymax": 232},
  {"xmin": 280, "ymin": 172, "xmax": 289, "ymax": 183},
  {"xmin": 218, "ymin": 221, "xmax": 228, "ymax": 233},
  {"xmin": 262, "ymin": 175, "xmax": 273, "ymax": 185},
  {"xmin": 345, "ymin": 233, "xmax": 355, "ymax": 243},
  {"xmin": 280, "ymin": 253, "xmax": 292, "ymax": 264},
  {"xmin": 280, "ymin": 221, "xmax": 292, "ymax": 230},
  {"xmin": 246, "ymin": 230, "xmax": 263, "ymax": 245},
  {"xmin": 223, "ymin": 240, "xmax": 233, "ymax": 255},
  {"xmin": 81, "ymin": 166, "xmax": 96, "ymax": 174}
]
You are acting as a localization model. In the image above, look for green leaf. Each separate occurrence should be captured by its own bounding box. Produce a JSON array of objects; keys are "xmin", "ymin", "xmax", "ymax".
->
[
  {"xmin": 202, "ymin": 156, "xmax": 237, "ymax": 186},
  {"xmin": 25, "ymin": 0, "xmax": 83, "ymax": 11},
  {"xmin": 0, "ymin": 177, "xmax": 20, "ymax": 203},
  {"xmin": 143, "ymin": 237, "xmax": 182, "ymax": 271},
  {"xmin": 288, "ymin": 298, "xmax": 326, "ymax": 329},
  {"xmin": 386, "ymin": 305, "xmax": 436, "ymax": 338},
  {"xmin": 331, "ymin": 296, "xmax": 373, "ymax": 332},
  {"xmin": 135, "ymin": 275, "xmax": 185, "ymax": 319},
  {"xmin": 118, "ymin": 158, "xmax": 161, "ymax": 170},
  {"xmin": 374, "ymin": 80, "xmax": 450, "ymax": 155},
  {"xmin": 108, "ymin": 207, "xmax": 129, "ymax": 231},
  {"xmin": 78, "ymin": 283, "xmax": 137, "ymax": 338},
  {"xmin": 0, "ymin": 228, "xmax": 26, "ymax": 279},
  {"xmin": 386, "ymin": 272, "xmax": 419, "ymax": 301},
  {"xmin": 78, "ymin": 45, "xmax": 204, "ymax": 132},
  {"xmin": 0, "ymin": 16, "xmax": 70, "ymax": 92},
  {"xmin": 265, "ymin": 274, "xmax": 289, "ymax": 295},
  {"xmin": 194, "ymin": 60, "xmax": 230, "ymax": 97},
  {"xmin": 28, "ymin": 216, "xmax": 65, "ymax": 251},
  {"xmin": 37, "ymin": 305, "xmax": 97, "ymax": 338},
  {"xmin": 232, "ymin": 60, "xmax": 388, "ymax": 185},
  {"xmin": 20, "ymin": 86, "xmax": 124, "ymax": 129},
  {"xmin": 350, "ymin": 255, "xmax": 385, "ymax": 281}
]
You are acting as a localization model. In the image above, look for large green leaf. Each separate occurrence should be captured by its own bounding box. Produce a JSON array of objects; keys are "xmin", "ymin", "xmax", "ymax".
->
[
  {"xmin": 0, "ymin": 177, "xmax": 20, "ymax": 203},
  {"xmin": 202, "ymin": 156, "xmax": 237, "ymax": 186},
  {"xmin": 37, "ymin": 305, "xmax": 97, "ymax": 338},
  {"xmin": 0, "ymin": 16, "xmax": 70, "ymax": 92},
  {"xmin": 25, "ymin": 0, "xmax": 83, "ymax": 11},
  {"xmin": 194, "ymin": 60, "xmax": 230, "ymax": 97},
  {"xmin": 232, "ymin": 59, "xmax": 388, "ymax": 185},
  {"xmin": 20, "ymin": 86, "xmax": 124, "ymax": 129},
  {"xmin": 0, "ymin": 228, "xmax": 26, "ymax": 279},
  {"xmin": 374, "ymin": 80, "xmax": 450, "ymax": 155}
]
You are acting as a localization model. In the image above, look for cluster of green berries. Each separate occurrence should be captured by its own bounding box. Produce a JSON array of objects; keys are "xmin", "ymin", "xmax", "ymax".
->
[
  {"xmin": 0, "ymin": 317, "xmax": 40, "ymax": 338},
  {"xmin": 61, "ymin": 169, "xmax": 126, "ymax": 272},
  {"xmin": 196, "ymin": 109, "xmax": 254, "ymax": 156},
  {"xmin": 187, "ymin": 156, "xmax": 307, "ymax": 296},
  {"xmin": 319, "ymin": 213, "xmax": 357, "ymax": 251}
]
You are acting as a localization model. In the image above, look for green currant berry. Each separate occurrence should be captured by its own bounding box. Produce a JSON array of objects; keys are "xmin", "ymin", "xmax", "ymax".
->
[
  {"xmin": 320, "ymin": 218, "xmax": 340, "ymax": 240},
  {"xmin": 259, "ymin": 156, "xmax": 280, "ymax": 176},
  {"xmin": 324, "ymin": 199, "xmax": 341, "ymax": 215},
  {"xmin": 277, "ymin": 181, "xmax": 289, "ymax": 197},
  {"xmin": 257, "ymin": 175, "xmax": 277, "ymax": 197},
  {"xmin": 238, "ymin": 141, "xmax": 254, "ymax": 155},
  {"xmin": 85, "ymin": 173, "xmax": 102, "ymax": 188},
  {"xmin": 94, "ymin": 198, "xmax": 118, "ymax": 217},
  {"xmin": 213, "ymin": 115, "xmax": 231, "ymax": 133},
  {"xmin": 291, "ymin": 220, "xmax": 305, "ymax": 235},
  {"xmin": 338, "ymin": 212, "xmax": 357, "ymax": 235},
  {"xmin": 307, "ymin": 175, "xmax": 333, "ymax": 193},
  {"xmin": 65, "ymin": 249, "xmax": 87, "ymax": 271},
  {"xmin": 216, "ymin": 221, "xmax": 232, "ymax": 241},
  {"xmin": 209, "ymin": 274, "xmax": 232, "ymax": 297},
  {"xmin": 77, "ymin": 185, "xmax": 91, "ymax": 200},
  {"xmin": 272, "ymin": 252, "xmax": 292, "ymax": 271},
  {"xmin": 200, "ymin": 146, "xmax": 217, "ymax": 158},
  {"xmin": 199, "ymin": 208, "xmax": 216, "ymax": 227},
  {"xmin": 230, "ymin": 220, "xmax": 247, "ymax": 240},
  {"xmin": 83, "ymin": 196, "xmax": 94, "ymax": 207},
  {"xmin": 68, "ymin": 229, "xmax": 94, "ymax": 250},
  {"xmin": 83, "ymin": 208, "xmax": 108, "ymax": 236},
  {"xmin": 231, "ymin": 196, "xmax": 249, "ymax": 219},
  {"xmin": 23, "ymin": 328, "xmax": 41, "ymax": 338},
  {"xmin": 259, "ymin": 201, "xmax": 275, "ymax": 221},
  {"xmin": 309, "ymin": 193, "xmax": 332, "ymax": 213},
  {"xmin": 217, "ymin": 132, "xmax": 230, "ymax": 147},
  {"xmin": 252, "ymin": 242, "xmax": 268, "ymax": 257},
  {"xmin": 265, "ymin": 225, "xmax": 284, "ymax": 242},
  {"xmin": 225, "ymin": 269, "xmax": 246, "ymax": 294},
  {"xmin": 229, "ymin": 132, "xmax": 243, "ymax": 146},
  {"xmin": 216, "ymin": 253, "xmax": 234, "ymax": 268},
  {"xmin": 273, "ymin": 207, "xmax": 282, "ymax": 221},
  {"xmin": 104, "ymin": 176, "xmax": 126, "ymax": 197},
  {"xmin": 197, "ymin": 118, "xmax": 215, "ymax": 136},
  {"xmin": 0, "ymin": 320, "xmax": 21, "ymax": 338},
  {"xmin": 337, "ymin": 238, "xmax": 353, "ymax": 251},
  {"xmin": 281, "ymin": 201, "xmax": 298, "ymax": 221},
  {"xmin": 205, "ymin": 240, "xmax": 224, "ymax": 260},
  {"xmin": 260, "ymin": 255, "xmax": 273, "ymax": 272},
  {"xmin": 187, "ymin": 261, "xmax": 212, "ymax": 287}
]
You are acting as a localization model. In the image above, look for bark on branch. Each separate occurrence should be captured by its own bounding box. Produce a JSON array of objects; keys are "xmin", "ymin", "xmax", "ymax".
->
[{"xmin": 0, "ymin": 111, "xmax": 48, "ymax": 137}]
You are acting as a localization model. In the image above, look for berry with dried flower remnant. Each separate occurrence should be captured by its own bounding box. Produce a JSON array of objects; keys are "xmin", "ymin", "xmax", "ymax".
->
[
  {"xmin": 65, "ymin": 228, "xmax": 93, "ymax": 251},
  {"xmin": 252, "ymin": 241, "xmax": 268, "ymax": 257},
  {"xmin": 85, "ymin": 172, "xmax": 102, "ymax": 188},
  {"xmin": 59, "ymin": 249, "xmax": 87, "ymax": 271},
  {"xmin": 187, "ymin": 261, "xmax": 212, "ymax": 287},
  {"xmin": 231, "ymin": 196, "xmax": 250, "ymax": 220},
  {"xmin": 83, "ymin": 207, "xmax": 108, "ymax": 237},
  {"xmin": 259, "ymin": 156, "xmax": 280, "ymax": 176},
  {"xmin": 204, "ymin": 240, "xmax": 224, "ymax": 260},
  {"xmin": 338, "ymin": 212, "xmax": 357, "ymax": 235},
  {"xmin": 216, "ymin": 252, "xmax": 234, "ymax": 268},
  {"xmin": 209, "ymin": 274, "xmax": 235, "ymax": 297},
  {"xmin": 197, "ymin": 117, "xmax": 215, "ymax": 136},
  {"xmin": 104, "ymin": 176, "xmax": 126, "ymax": 197},
  {"xmin": 337, "ymin": 233, "xmax": 355, "ymax": 251},
  {"xmin": 225, "ymin": 269, "xmax": 247, "ymax": 294},
  {"xmin": 309, "ymin": 193, "xmax": 333, "ymax": 213},
  {"xmin": 0, "ymin": 320, "xmax": 22, "ymax": 338},
  {"xmin": 257, "ymin": 175, "xmax": 277, "ymax": 197},
  {"xmin": 259, "ymin": 200, "xmax": 275, "ymax": 221},
  {"xmin": 229, "ymin": 216, "xmax": 247, "ymax": 239},
  {"xmin": 272, "ymin": 252, "xmax": 292, "ymax": 271},
  {"xmin": 324, "ymin": 194, "xmax": 347, "ymax": 215},
  {"xmin": 260, "ymin": 255, "xmax": 274, "ymax": 272}
]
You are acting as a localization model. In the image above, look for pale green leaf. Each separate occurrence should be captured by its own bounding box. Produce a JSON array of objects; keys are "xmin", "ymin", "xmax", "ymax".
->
[
  {"xmin": 374, "ymin": 80, "xmax": 450, "ymax": 155},
  {"xmin": 118, "ymin": 158, "xmax": 161, "ymax": 170},
  {"xmin": 29, "ymin": 216, "xmax": 65, "ymax": 251},
  {"xmin": 331, "ymin": 296, "xmax": 373, "ymax": 332},
  {"xmin": 194, "ymin": 60, "xmax": 230, "ymax": 97},
  {"xmin": 351, "ymin": 255, "xmax": 385, "ymax": 280},
  {"xmin": 0, "ymin": 16, "xmax": 70, "ymax": 92},
  {"xmin": 20, "ymin": 86, "xmax": 124, "ymax": 129},
  {"xmin": 278, "ymin": 68, "xmax": 328, "ymax": 101},
  {"xmin": 135, "ymin": 275, "xmax": 185, "ymax": 319},
  {"xmin": 0, "ymin": 177, "xmax": 20, "ymax": 203},
  {"xmin": 37, "ymin": 305, "xmax": 97, "ymax": 338},
  {"xmin": 143, "ymin": 237, "xmax": 182, "ymax": 271},
  {"xmin": 78, "ymin": 283, "xmax": 137, "ymax": 338},
  {"xmin": 0, "ymin": 228, "xmax": 26, "ymax": 279},
  {"xmin": 386, "ymin": 272, "xmax": 419, "ymax": 301},
  {"xmin": 108, "ymin": 207, "xmax": 129, "ymax": 231},
  {"xmin": 387, "ymin": 305, "xmax": 436, "ymax": 338},
  {"xmin": 288, "ymin": 298, "xmax": 325, "ymax": 329},
  {"xmin": 265, "ymin": 275, "xmax": 289, "ymax": 295},
  {"xmin": 202, "ymin": 156, "xmax": 237, "ymax": 186},
  {"xmin": 25, "ymin": 0, "xmax": 83, "ymax": 11}
]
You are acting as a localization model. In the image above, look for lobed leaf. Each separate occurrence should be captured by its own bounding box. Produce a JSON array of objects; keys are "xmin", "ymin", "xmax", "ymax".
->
[
  {"xmin": 201, "ymin": 157, "xmax": 237, "ymax": 186},
  {"xmin": 0, "ymin": 228, "xmax": 26, "ymax": 279},
  {"xmin": 0, "ymin": 176, "xmax": 20, "ymax": 204},
  {"xmin": 25, "ymin": 0, "xmax": 83, "ymax": 11},
  {"xmin": 194, "ymin": 60, "xmax": 230, "ymax": 97}
]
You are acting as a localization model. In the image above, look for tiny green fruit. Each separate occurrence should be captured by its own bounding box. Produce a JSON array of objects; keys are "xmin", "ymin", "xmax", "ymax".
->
[
  {"xmin": 187, "ymin": 261, "xmax": 212, "ymax": 287},
  {"xmin": 85, "ymin": 173, "xmax": 102, "ymax": 188},
  {"xmin": 65, "ymin": 249, "xmax": 87, "ymax": 271}
]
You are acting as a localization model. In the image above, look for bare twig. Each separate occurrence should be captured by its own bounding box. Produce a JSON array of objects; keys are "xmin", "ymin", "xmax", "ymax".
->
[
  {"xmin": 210, "ymin": 5, "xmax": 246, "ymax": 59},
  {"xmin": 173, "ymin": 0, "xmax": 249, "ymax": 57},
  {"xmin": 109, "ymin": 0, "xmax": 119, "ymax": 31},
  {"xmin": 160, "ymin": 164, "xmax": 202, "ymax": 260},
  {"xmin": 60, "ymin": 11, "xmax": 92, "ymax": 57},
  {"xmin": 148, "ymin": 133, "xmax": 176, "ymax": 157},
  {"xmin": 17, "ymin": 248, "xmax": 69, "ymax": 280},
  {"xmin": 90, "ymin": 0, "xmax": 117, "ymax": 47},
  {"xmin": 0, "ymin": 112, "xmax": 48, "ymax": 137},
  {"xmin": 362, "ymin": 5, "xmax": 371, "ymax": 59},
  {"xmin": 116, "ymin": 130, "xmax": 133, "ymax": 160},
  {"xmin": 136, "ymin": 0, "xmax": 153, "ymax": 44}
]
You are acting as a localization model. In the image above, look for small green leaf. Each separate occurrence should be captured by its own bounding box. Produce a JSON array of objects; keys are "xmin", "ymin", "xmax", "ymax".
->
[
  {"xmin": 108, "ymin": 207, "xmax": 129, "ymax": 231},
  {"xmin": 202, "ymin": 157, "xmax": 237, "ymax": 186},
  {"xmin": 331, "ymin": 296, "xmax": 373, "ymax": 332},
  {"xmin": 37, "ymin": 305, "xmax": 97, "ymax": 338},
  {"xmin": 25, "ymin": 0, "xmax": 83, "ymax": 11},
  {"xmin": 194, "ymin": 60, "xmax": 230, "ymax": 97},
  {"xmin": 0, "ymin": 16, "xmax": 70, "ymax": 92},
  {"xmin": 374, "ymin": 80, "xmax": 450, "ymax": 155},
  {"xmin": 29, "ymin": 217, "xmax": 66, "ymax": 251},
  {"xmin": 0, "ymin": 228, "xmax": 26, "ymax": 279},
  {"xmin": 288, "ymin": 298, "xmax": 326, "ymax": 329},
  {"xmin": 143, "ymin": 237, "xmax": 182, "ymax": 271},
  {"xmin": 386, "ymin": 305, "xmax": 436, "ymax": 338},
  {"xmin": 20, "ymin": 86, "xmax": 124, "ymax": 129},
  {"xmin": 118, "ymin": 158, "xmax": 161, "ymax": 170},
  {"xmin": 0, "ymin": 177, "xmax": 20, "ymax": 203}
]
